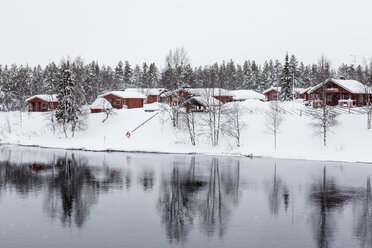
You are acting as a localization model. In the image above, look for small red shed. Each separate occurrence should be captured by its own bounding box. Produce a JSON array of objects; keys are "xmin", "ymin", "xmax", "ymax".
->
[
  {"xmin": 263, "ymin": 87, "xmax": 281, "ymax": 101},
  {"xmin": 99, "ymin": 91, "xmax": 146, "ymax": 109},
  {"xmin": 90, "ymin": 97, "xmax": 113, "ymax": 113},
  {"xmin": 26, "ymin": 94, "xmax": 58, "ymax": 112}
]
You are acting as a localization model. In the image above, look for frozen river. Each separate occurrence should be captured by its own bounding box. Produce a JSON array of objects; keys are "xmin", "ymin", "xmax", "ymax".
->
[{"xmin": 0, "ymin": 145, "xmax": 371, "ymax": 248}]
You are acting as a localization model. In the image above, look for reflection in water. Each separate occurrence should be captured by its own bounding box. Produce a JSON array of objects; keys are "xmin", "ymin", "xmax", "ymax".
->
[
  {"xmin": 309, "ymin": 167, "xmax": 357, "ymax": 248},
  {"xmin": 157, "ymin": 157, "xmax": 240, "ymax": 244},
  {"xmin": 0, "ymin": 153, "xmax": 124, "ymax": 228},
  {"xmin": 138, "ymin": 168, "xmax": 155, "ymax": 191},
  {"xmin": 266, "ymin": 164, "xmax": 290, "ymax": 216},
  {"xmin": 354, "ymin": 177, "xmax": 372, "ymax": 248}
]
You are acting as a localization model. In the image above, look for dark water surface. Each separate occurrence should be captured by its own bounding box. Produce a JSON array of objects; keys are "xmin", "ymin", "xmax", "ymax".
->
[{"xmin": 0, "ymin": 145, "xmax": 372, "ymax": 248}]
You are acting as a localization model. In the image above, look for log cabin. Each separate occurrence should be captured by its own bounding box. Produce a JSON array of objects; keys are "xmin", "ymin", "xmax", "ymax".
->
[
  {"xmin": 307, "ymin": 78, "xmax": 371, "ymax": 108},
  {"xmin": 99, "ymin": 90, "xmax": 146, "ymax": 109},
  {"xmin": 26, "ymin": 94, "xmax": 58, "ymax": 112}
]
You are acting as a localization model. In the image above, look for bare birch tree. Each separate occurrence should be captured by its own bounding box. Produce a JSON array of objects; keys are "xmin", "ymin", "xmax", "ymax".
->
[
  {"xmin": 266, "ymin": 101, "xmax": 283, "ymax": 150},
  {"xmin": 180, "ymin": 109, "xmax": 198, "ymax": 145},
  {"xmin": 201, "ymin": 88, "xmax": 223, "ymax": 147},
  {"xmin": 310, "ymin": 81, "xmax": 339, "ymax": 146},
  {"xmin": 222, "ymin": 102, "xmax": 246, "ymax": 147},
  {"xmin": 362, "ymin": 58, "xmax": 372, "ymax": 129}
]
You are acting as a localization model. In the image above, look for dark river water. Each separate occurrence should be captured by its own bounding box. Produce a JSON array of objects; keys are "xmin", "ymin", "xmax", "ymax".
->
[{"xmin": 0, "ymin": 145, "xmax": 372, "ymax": 248}]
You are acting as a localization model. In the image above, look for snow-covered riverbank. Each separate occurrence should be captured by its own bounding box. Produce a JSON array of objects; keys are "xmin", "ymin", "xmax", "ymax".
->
[{"xmin": 0, "ymin": 100, "xmax": 371, "ymax": 163}]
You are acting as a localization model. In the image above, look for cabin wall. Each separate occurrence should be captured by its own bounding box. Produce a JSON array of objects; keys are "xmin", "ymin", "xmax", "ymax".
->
[
  {"xmin": 265, "ymin": 90, "xmax": 280, "ymax": 101},
  {"xmin": 27, "ymin": 98, "xmax": 58, "ymax": 112}
]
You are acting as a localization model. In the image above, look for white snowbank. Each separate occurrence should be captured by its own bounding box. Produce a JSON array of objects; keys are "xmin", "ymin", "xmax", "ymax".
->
[
  {"xmin": 1, "ymin": 101, "xmax": 372, "ymax": 163},
  {"xmin": 90, "ymin": 97, "xmax": 112, "ymax": 110}
]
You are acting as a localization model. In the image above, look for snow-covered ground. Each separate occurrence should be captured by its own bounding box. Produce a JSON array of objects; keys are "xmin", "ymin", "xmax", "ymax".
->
[{"xmin": 0, "ymin": 100, "xmax": 371, "ymax": 163}]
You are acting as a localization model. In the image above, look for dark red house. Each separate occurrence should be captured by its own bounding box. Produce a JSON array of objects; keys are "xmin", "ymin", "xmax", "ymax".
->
[
  {"xmin": 307, "ymin": 78, "xmax": 371, "ymax": 107},
  {"xmin": 263, "ymin": 87, "xmax": 281, "ymax": 101},
  {"xmin": 100, "ymin": 91, "xmax": 146, "ymax": 109},
  {"xmin": 125, "ymin": 88, "xmax": 167, "ymax": 104},
  {"xmin": 26, "ymin": 95, "xmax": 58, "ymax": 112}
]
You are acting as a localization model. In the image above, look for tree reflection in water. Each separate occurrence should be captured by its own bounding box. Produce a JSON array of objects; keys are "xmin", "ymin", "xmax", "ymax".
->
[
  {"xmin": 157, "ymin": 157, "xmax": 240, "ymax": 244},
  {"xmin": 266, "ymin": 164, "xmax": 289, "ymax": 216},
  {"xmin": 309, "ymin": 166, "xmax": 356, "ymax": 248},
  {"xmin": 0, "ymin": 153, "xmax": 124, "ymax": 228},
  {"xmin": 354, "ymin": 177, "xmax": 372, "ymax": 248}
]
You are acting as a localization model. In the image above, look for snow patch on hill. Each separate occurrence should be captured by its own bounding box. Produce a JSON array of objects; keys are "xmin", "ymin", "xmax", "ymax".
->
[{"xmin": 0, "ymin": 100, "xmax": 371, "ymax": 163}]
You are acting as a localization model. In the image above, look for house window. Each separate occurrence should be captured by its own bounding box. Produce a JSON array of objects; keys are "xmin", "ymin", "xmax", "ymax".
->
[
  {"xmin": 310, "ymin": 93, "xmax": 314, "ymax": 99},
  {"xmin": 42, "ymin": 103, "xmax": 47, "ymax": 109},
  {"xmin": 272, "ymin": 94, "xmax": 277, "ymax": 100},
  {"xmin": 326, "ymin": 95, "xmax": 332, "ymax": 102},
  {"xmin": 123, "ymin": 100, "xmax": 127, "ymax": 105},
  {"xmin": 115, "ymin": 99, "xmax": 121, "ymax": 106}
]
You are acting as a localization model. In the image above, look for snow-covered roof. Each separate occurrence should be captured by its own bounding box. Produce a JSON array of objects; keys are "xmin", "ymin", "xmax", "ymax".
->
[
  {"xmin": 100, "ymin": 90, "xmax": 146, "ymax": 99},
  {"xmin": 230, "ymin": 90, "xmax": 265, "ymax": 101},
  {"xmin": 184, "ymin": 88, "xmax": 233, "ymax": 97},
  {"xmin": 263, "ymin": 87, "xmax": 281, "ymax": 94},
  {"xmin": 90, "ymin": 97, "xmax": 113, "ymax": 110},
  {"xmin": 125, "ymin": 88, "xmax": 167, "ymax": 96},
  {"xmin": 25, "ymin": 94, "xmax": 58, "ymax": 102},
  {"xmin": 308, "ymin": 79, "xmax": 369, "ymax": 94},
  {"xmin": 184, "ymin": 96, "xmax": 222, "ymax": 107}
]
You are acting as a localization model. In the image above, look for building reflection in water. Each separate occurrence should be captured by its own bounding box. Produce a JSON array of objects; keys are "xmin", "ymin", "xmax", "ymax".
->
[
  {"xmin": 266, "ymin": 164, "xmax": 290, "ymax": 216},
  {"xmin": 157, "ymin": 156, "xmax": 240, "ymax": 244},
  {"xmin": 0, "ymin": 153, "xmax": 124, "ymax": 228}
]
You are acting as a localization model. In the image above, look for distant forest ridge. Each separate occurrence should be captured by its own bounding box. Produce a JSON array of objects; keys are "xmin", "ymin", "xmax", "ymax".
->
[{"xmin": 0, "ymin": 48, "xmax": 371, "ymax": 111}]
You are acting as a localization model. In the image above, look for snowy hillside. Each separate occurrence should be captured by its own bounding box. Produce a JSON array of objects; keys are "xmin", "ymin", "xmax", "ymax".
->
[{"xmin": 0, "ymin": 100, "xmax": 371, "ymax": 163}]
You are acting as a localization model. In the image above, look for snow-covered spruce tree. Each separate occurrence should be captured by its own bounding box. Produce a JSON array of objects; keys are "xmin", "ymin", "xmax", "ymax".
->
[
  {"xmin": 14, "ymin": 65, "xmax": 31, "ymax": 128},
  {"xmin": 310, "ymin": 81, "xmax": 339, "ymax": 146},
  {"xmin": 115, "ymin": 61, "xmax": 125, "ymax": 89},
  {"xmin": 265, "ymin": 101, "xmax": 284, "ymax": 150},
  {"xmin": 56, "ymin": 59, "xmax": 86, "ymax": 138},
  {"xmin": 280, "ymin": 53, "xmax": 292, "ymax": 101},
  {"xmin": 123, "ymin": 61, "xmax": 133, "ymax": 88}
]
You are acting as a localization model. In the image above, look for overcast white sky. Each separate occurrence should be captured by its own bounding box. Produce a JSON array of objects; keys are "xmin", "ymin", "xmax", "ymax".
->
[{"xmin": 1, "ymin": 0, "xmax": 371, "ymax": 68}]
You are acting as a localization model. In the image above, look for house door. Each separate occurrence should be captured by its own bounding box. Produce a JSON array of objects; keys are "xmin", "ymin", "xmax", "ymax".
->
[{"xmin": 36, "ymin": 102, "xmax": 39, "ymax": 112}]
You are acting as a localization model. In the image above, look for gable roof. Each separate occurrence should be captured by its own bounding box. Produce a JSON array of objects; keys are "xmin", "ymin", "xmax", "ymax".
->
[
  {"xmin": 100, "ymin": 90, "xmax": 146, "ymax": 99},
  {"xmin": 263, "ymin": 87, "xmax": 281, "ymax": 94},
  {"xmin": 184, "ymin": 88, "xmax": 233, "ymax": 97},
  {"xmin": 230, "ymin": 90, "xmax": 265, "ymax": 101},
  {"xmin": 308, "ymin": 79, "xmax": 368, "ymax": 94},
  {"xmin": 90, "ymin": 97, "xmax": 113, "ymax": 110},
  {"xmin": 25, "ymin": 94, "xmax": 58, "ymax": 102},
  {"xmin": 125, "ymin": 88, "xmax": 167, "ymax": 96}
]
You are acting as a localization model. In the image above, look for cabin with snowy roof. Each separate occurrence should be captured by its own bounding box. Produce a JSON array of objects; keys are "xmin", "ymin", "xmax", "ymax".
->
[
  {"xmin": 307, "ymin": 78, "xmax": 371, "ymax": 108},
  {"xmin": 26, "ymin": 94, "xmax": 58, "ymax": 112},
  {"xmin": 90, "ymin": 97, "xmax": 113, "ymax": 113},
  {"xmin": 263, "ymin": 87, "xmax": 281, "ymax": 101},
  {"xmin": 99, "ymin": 90, "xmax": 146, "ymax": 109},
  {"xmin": 161, "ymin": 87, "xmax": 233, "ymax": 106},
  {"xmin": 263, "ymin": 87, "xmax": 312, "ymax": 101},
  {"xmin": 125, "ymin": 88, "xmax": 167, "ymax": 104}
]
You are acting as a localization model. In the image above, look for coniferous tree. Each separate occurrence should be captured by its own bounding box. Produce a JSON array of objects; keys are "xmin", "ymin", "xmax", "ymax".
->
[
  {"xmin": 280, "ymin": 53, "xmax": 292, "ymax": 101},
  {"xmin": 123, "ymin": 61, "xmax": 133, "ymax": 88}
]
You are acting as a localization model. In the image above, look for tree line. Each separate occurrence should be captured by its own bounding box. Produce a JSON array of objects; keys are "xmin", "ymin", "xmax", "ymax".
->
[{"xmin": 0, "ymin": 48, "xmax": 371, "ymax": 112}]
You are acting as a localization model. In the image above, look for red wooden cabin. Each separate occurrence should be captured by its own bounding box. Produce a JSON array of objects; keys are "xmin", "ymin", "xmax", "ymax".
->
[
  {"xmin": 263, "ymin": 87, "xmax": 281, "ymax": 101},
  {"xmin": 307, "ymin": 78, "xmax": 371, "ymax": 107},
  {"xmin": 125, "ymin": 88, "xmax": 167, "ymax": 104},
  {"xmin": 26, "ymin": 95, "xmax": 58, "ymax": 112},
  {"xmin": 99, "ymin": 91, "xmax": 146, "ymax": 109}
]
